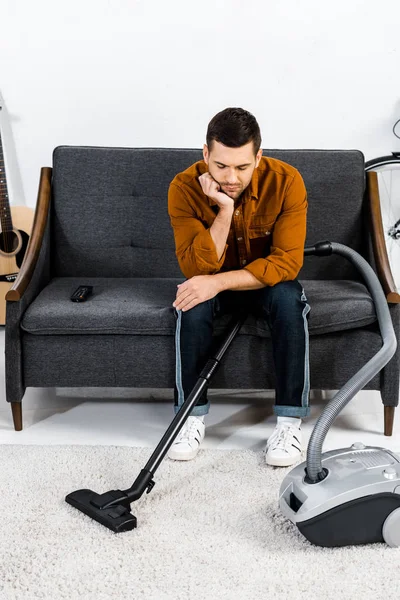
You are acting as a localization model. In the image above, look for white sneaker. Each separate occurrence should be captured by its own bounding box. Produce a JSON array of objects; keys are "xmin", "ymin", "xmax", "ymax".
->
[
  {"xmin": 167, "ymin": 416, "xmax": 205, "ymax": 461},
  {"xmin": 265, "ymin": 421, "xmax": 302, "ymax": 467}
]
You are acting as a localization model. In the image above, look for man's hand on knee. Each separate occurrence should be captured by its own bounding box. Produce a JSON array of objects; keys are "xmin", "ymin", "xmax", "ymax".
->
[{"xmin": 173, "ymin": 275, "xmax": 221, "ymax": 312}]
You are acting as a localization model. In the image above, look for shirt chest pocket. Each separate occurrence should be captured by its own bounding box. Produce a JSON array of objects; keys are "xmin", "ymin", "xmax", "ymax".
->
[
  {"xmin": 248, "ymin": 220, "xmax": 275, "ymax": 239},
  {"xmin": 247, "ymin": 219, "xmax": 274, "ymax": 260}
]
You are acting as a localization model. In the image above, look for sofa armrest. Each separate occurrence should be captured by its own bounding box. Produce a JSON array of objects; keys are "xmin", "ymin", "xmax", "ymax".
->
[
  {"xmin": 6, "ymin": 167, "xmax": 52, "ymax": 302},
  {"xmin": 5, "ymin": 167, "xmax": 52, "ymax": 410},
  {"xmin": 366, "ymin": 170, "xmax": 400, "ymax": 304}
]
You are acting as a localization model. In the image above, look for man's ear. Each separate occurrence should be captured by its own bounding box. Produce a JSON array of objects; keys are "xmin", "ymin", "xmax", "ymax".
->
[
  {"xmin": 203, "ymin": 144, "xmax": 209, "ymax": 165},
  {"xmin": 256, "ymin": 148, "xmax": 263, "ymax": 167}
]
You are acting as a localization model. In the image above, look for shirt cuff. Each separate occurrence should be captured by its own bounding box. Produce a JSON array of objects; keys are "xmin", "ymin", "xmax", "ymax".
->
[
  {"xmin": 243, "ymin": 258, "xmax": 287, "ymax": 287},
  {"xmin": 192, "ymin": 229, "xmax": 228, "ymax": 273}
]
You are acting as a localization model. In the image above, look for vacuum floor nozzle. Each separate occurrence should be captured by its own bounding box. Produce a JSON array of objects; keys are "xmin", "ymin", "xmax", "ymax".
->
[{"xmin": 65, "ymin": 489, "xmax": 137, "ymax": 533}]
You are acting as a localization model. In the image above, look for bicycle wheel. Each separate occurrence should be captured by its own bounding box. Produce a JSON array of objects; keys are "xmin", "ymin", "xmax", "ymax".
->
[{"xmin": 365, "ymin": 154, "xmax": 400, "ymax": 293}]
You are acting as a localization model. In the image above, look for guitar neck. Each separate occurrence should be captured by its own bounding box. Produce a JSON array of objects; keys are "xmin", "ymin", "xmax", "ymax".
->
[{"xmin": 0, "ymin": 110, "xmax": 14, "ymax": 234}]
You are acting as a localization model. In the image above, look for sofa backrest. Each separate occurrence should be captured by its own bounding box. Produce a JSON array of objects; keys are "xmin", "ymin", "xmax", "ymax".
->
[{"xmin": 51, "ymin": 147, "xmax": 366, "ymax": 279}]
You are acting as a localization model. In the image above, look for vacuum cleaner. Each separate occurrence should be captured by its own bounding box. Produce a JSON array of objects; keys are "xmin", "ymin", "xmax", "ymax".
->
[
  {"xmin": 279, "ymin": 242, "xmax": 400, "ymax": 547},
  {"xmin": 66, "ymin": 241, "xmax": 400, "ymax": 547}
]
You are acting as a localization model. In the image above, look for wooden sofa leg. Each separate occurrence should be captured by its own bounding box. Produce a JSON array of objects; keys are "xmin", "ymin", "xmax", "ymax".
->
[
  {"xmin": 384, "ymin": 406, "xmax": 395, "ymax": 437},
  {"xmin": 11, "ymin": 402, "xmax": 23, "ymax": 431}
]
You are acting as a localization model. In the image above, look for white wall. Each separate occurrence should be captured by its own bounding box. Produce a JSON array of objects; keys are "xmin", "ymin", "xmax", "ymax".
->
[{"xmin": 1, "ymin": 0, "xmax": 400, "ymax": 207}]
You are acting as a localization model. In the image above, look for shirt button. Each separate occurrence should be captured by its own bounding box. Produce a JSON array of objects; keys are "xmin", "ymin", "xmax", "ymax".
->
[
  {"xmin": 235, "ymin": 210, "xmax": 240, "ymax": 216},
  {"xmin": 242, "ymin": 259, "xmax": 247, "ymax": 265},
  {"xmin": 237, "ymin": 236, "xmax": 243, "ymax": 241}
]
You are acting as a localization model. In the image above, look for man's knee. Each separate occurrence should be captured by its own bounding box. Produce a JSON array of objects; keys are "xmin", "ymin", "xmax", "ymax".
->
[
  {"xmin": 174, "ymin": 298, "xmax": 215, "ymax": 324},
  {"xmin": 271, "ymin": 280, "xmax": 302, "ymax": 302},
  {"xmin": 259, "ymin": 280, "xmax": 305, "ymax": 317}
]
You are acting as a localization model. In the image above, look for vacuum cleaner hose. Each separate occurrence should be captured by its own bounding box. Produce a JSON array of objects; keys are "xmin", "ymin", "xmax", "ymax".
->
[{"xmin": 305, "ymin": 242, "xmax": 398, "ymax": 483}]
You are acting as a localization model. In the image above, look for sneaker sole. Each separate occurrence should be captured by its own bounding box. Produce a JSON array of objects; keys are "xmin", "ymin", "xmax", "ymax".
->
[
  {"xmin": 265, "ymin": 453, "xmax": 302, "ymax": 467},
  {"xmin": 168, "ymin": 448, "xmax": 199, "ymax": 461}
]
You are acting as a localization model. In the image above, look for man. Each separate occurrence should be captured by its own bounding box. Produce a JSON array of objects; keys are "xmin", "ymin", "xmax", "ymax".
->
[{"xmin": 167, "ymin": 107, "xmax": 310, "ymax": 467}]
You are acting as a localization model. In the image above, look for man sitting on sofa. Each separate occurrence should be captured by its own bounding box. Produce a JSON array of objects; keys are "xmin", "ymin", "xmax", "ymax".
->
[{"xmin": 167, "ymin": 107, "xmax": 310, "ymax": 467}]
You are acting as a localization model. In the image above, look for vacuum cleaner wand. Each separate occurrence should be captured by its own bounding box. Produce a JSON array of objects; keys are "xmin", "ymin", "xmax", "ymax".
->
[{"xmin": 66, "ymin": 311, "xmax": 247, "ymax": 532}]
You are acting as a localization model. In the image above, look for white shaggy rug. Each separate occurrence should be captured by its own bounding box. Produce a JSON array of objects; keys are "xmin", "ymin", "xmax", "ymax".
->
[{"xmin": 1, "ymin": 445, "xmax": 400, "ymax": 600}]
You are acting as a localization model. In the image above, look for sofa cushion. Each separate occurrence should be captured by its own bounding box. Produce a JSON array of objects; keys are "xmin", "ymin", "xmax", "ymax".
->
[{"xmin": 21, "ymin": 277, "xmax": 377, "ymax": 337}]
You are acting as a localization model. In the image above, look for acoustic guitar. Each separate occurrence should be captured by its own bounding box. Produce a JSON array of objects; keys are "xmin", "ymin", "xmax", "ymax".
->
[{"xmin": 0, "ymin": 105, "xmax": 34, "ymax": 324}]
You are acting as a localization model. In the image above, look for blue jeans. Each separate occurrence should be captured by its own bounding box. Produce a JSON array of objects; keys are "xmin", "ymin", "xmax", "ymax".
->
[{"xmin": 173, "ymin": 280, "xmax": 311, "ymax": 418}]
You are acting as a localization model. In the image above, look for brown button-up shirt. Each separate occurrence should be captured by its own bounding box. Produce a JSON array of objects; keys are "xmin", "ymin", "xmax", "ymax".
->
[{"xmin": 167, "ymin": 156, "xmax": 308, "ymax": 286}]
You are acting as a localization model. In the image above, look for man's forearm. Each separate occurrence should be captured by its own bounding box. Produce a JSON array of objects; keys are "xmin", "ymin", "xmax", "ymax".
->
[
  {"xmin": 209, "ymin": 206, "xmax": 234, "ymax": 261},
  {"xmin": 213, "ymin": 268, "xmax": 266, "ymax": 292}
]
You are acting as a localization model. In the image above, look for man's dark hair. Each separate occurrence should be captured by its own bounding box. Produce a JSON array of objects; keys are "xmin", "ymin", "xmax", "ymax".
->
[{"xmin": 206, "ymin": 107, "xmax": 262, "ymax": 156}]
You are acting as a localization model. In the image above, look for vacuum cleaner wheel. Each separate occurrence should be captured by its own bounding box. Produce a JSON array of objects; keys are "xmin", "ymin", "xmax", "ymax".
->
[{"xmin": 382, "ymin": 507, "xmax": 400, "ymax": 547}]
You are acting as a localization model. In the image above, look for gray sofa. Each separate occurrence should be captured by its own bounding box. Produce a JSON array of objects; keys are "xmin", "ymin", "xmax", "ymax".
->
[{"xmin": 5, "ymin": 147, "xmax": 400, "ymax": 434}]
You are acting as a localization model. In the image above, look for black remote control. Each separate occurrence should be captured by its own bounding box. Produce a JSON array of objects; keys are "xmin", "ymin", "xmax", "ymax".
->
[{"xmin": 70, "ymin": 285, "xmax": 93, "ymax": 302}]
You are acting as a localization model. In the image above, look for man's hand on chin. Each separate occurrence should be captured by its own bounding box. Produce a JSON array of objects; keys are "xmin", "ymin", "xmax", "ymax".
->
[{"xmin": 173, "ymin": 275, "xmax": 221, "ymax": 312}]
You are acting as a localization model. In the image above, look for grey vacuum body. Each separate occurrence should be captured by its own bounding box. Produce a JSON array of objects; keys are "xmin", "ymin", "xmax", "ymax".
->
[{"xmin": 279, "ymin": 444, "xmax": 400, "ymax": 547}]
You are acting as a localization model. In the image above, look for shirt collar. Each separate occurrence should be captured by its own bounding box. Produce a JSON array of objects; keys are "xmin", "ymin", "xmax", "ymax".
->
[{"xmin": 207, "ymin": 165, "xmax": 259, "ymax": 206}]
